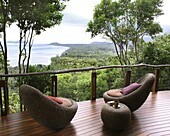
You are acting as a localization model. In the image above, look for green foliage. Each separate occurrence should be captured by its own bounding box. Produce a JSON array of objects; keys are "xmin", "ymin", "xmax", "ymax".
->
[
  {"xmin": 10, "ymin": 0, "xmax": 68, "ymax": 33},
  {"xmin": 16, "ymin": 65, "xmax": 51, "ymax": 94},
  {"xmin": 96, "ymin": 71, "xmax": 109, "ymax": 97},
  {"xmin": 9, "ymin": 91, "xmax": 20, "ymax": 113},
  {"xmin": 61, "ymin": 44, "xmax": 115, "ymax": 57},
  {"xmin": 50, "ymin": 56, "xmax": 118, "ymax": 70},
  {"xmin": 57, "ymin": 69, "xmax": 124, "ymax": 101},
  {"xmin": 75, "ymin": 73, "xmax": 91, "ymax": 100},
  {"xmin": 132, "ymin": 34, "xmax": 170, "ymax": 90},
  {"xmin": 50, "ymin": 56, "xmax": 98, "ymax": 70},
  {"xmin": 143, "ymin": 34, "xmax": 170, "ymax": 64},
  {"xmin": 50, "ymin": 43, "xmax": 117, "ymax": 70},
  {"xmin": 57, "ymin": 72, "xmax": 91, "ymax": 101},
  {"xmin": 96, "ymin": 68, "xmax": 124, "ymax": 97},
  {"xmin": 87, "ymin": 0, "xmax": 163, "ymax": 65}
]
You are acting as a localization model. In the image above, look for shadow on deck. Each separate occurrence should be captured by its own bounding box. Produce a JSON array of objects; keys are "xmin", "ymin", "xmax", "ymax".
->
[{"xmin": 1, "ymin": 91, "xmax": 170, "ymax": 136}]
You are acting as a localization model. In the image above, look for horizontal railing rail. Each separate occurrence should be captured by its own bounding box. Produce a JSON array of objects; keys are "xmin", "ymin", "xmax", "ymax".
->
[{"xmin": 0, "ymin": 63, "xmax": 170, "ymax": 77}]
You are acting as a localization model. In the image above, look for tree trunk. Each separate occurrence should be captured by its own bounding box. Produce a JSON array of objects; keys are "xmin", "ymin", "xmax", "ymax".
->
[
  {"xmin": 26, "ymin": 28, "xmax": 34, "ymax": 73},
  {"xmin": 0, "ymin": 0, "xmax": 8, "ymax": 75},
  {"xmin": 18, "ymin": 30, "xmax": 23, "ymax": 74}
]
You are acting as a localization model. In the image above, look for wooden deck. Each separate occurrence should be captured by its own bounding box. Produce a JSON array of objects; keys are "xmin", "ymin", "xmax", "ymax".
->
[{"xmin": 1, "ymin": 91, "xmax": 170, "ymax": 136}]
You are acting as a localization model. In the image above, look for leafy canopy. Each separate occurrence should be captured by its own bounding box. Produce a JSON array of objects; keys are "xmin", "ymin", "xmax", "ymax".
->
[
  {"xmin": 10, "ymin": 0, "xmax": 68, "ymax": 34},
  {"xmin": 87, "ymin": 0, "xmax": 163, "ymax": 65},
  {"xmin": 143, "ymin": 34, "xmax": 170, "ymax": 65}
]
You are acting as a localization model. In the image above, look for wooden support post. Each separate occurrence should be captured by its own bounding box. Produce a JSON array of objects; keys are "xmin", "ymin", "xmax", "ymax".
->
[
  {"xmin": 0, "ymin": 80, "xmax": 9, "ymax": 116},
  {"xmin": 51, "ymin": 76, "xmax": 57, "ymax": 97},
  {"xmin": 152, "ymin": 68, "xmax": 160, "ymax": 93},
  {"xmin": 0, "ymin": 82, "xmax": 3, "ymax": 115},
  {"xmin": 125, "ymin": 70, "xmax": 131, "ymax": 87},
  {"xmin": 91, "ymin": 70, "xmax": 97, "ymax": 101}
]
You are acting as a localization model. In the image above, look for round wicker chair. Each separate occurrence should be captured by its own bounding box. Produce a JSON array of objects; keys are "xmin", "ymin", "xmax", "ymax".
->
[
  {"xmin": 19, "ymin": 84, "xmax": 78, "ymax": 130},
  {"xmin": 103, "ymin": 73, "xmax": 155, "ymax": 112}
]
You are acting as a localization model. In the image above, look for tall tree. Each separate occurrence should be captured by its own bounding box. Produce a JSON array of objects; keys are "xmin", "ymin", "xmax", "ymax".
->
[
  {"xmin": 86, "ymin": 0, "xmax": 163, "ymax": 65},
  {"xmin": 0, "ymin": 0, "xmax": 11, "ymax": 75},
  {"xmin": 10, "ymin": 0, "xmax": 68, "ymax": 73}
]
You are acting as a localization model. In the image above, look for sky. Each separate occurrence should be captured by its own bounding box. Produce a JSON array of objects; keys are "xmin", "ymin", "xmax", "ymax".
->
[{"xmin": 5, "ymin": 0, "xmax": 170, "ymax": 44}]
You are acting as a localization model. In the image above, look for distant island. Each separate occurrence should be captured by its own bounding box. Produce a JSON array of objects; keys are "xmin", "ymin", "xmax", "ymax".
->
[
  {"xmin": 7, "ymin": 40, "xmax": 113, "ymax": 46},
  {"xmin": 50, "ymin": 41, "xmax": 113, "ymax": 46}
]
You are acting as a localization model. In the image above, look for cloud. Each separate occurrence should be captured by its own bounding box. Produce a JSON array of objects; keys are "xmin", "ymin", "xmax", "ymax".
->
[
  {"xmin": 62, "ymin": 12, "xmax": 90, "ymax": 27},
  {"xmin": 33, "ymin": 23, "xmax": 106, "ymax": 44},
  {"xmin": 63, "ymin": 0, "xmax": 100, "ymax": 19}
]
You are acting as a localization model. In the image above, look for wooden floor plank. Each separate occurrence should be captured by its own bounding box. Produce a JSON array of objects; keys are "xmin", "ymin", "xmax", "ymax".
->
[{"xmin": 1, "ymin": 91, "xmax": 170, "ymax": 136}]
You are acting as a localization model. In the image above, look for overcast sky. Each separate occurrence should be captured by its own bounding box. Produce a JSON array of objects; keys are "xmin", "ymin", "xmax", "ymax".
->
[{"xmin": 6, "ymin": 0, "xmax": 170, "ymax": 44}]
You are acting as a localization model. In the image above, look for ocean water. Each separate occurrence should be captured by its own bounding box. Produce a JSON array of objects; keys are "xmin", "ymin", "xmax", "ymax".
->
[{"xmin": 7, "ymin": 42, "xmax": 69, "ymax": 67}]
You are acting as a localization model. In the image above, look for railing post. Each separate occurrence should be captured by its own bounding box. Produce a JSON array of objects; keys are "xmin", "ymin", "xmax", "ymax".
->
[
  {"xmin": 91, "ymin": 70, "xmax": 97, "ymax": 101},
  {"xmin": 0, "ymin": 80, "xmax": 9, "ymax": 116},
  {"xmin": 125, "ymin": 70, "xmax": 131, "ymax": 87},
  {"xmin": 51, "ymin": 76, "xmax": 57, "ymax": 97},
  {"xmin": 152, "ymin": 68, "xmax": 160, "ymax": 93}
]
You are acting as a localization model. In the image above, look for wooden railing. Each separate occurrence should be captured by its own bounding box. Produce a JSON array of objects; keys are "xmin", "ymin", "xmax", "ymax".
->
[{"xmin": 0, "ymin": 64, "xmax": 170, "ymax": 116}]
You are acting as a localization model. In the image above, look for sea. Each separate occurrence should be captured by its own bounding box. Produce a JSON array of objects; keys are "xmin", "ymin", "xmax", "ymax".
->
[{"xmin": 7, "ymin": 42, "xmax": 69, "ymax": 67}]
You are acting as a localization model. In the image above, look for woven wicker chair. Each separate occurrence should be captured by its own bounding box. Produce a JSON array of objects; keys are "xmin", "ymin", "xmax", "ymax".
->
[
  {"xmin": 19, "ymin": 84, "xmax": 78, "ymax": 130},
  {"xmin": 103, "ymin": 73, "xmax": 155, "ymax": 112}
]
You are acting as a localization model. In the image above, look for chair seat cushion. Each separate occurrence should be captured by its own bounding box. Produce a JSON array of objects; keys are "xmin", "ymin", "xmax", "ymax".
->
[
  {"xmin": 58, "ymin": 97, "xmax": 73, "ymax": 107},
  {"xmin": 107, "ymin": 89, "xmax": 123, "ymax": 97},
  {"xmin": 120, "ymin": 83, "xmax": 141, "ymax": 95},
  {"xmin": 47, "ymin": 96, "xmax": 63, "ymax": 104},
  {"xmin": 47, "ymin": 96, "xmax": 72, "ymax": 107}
]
